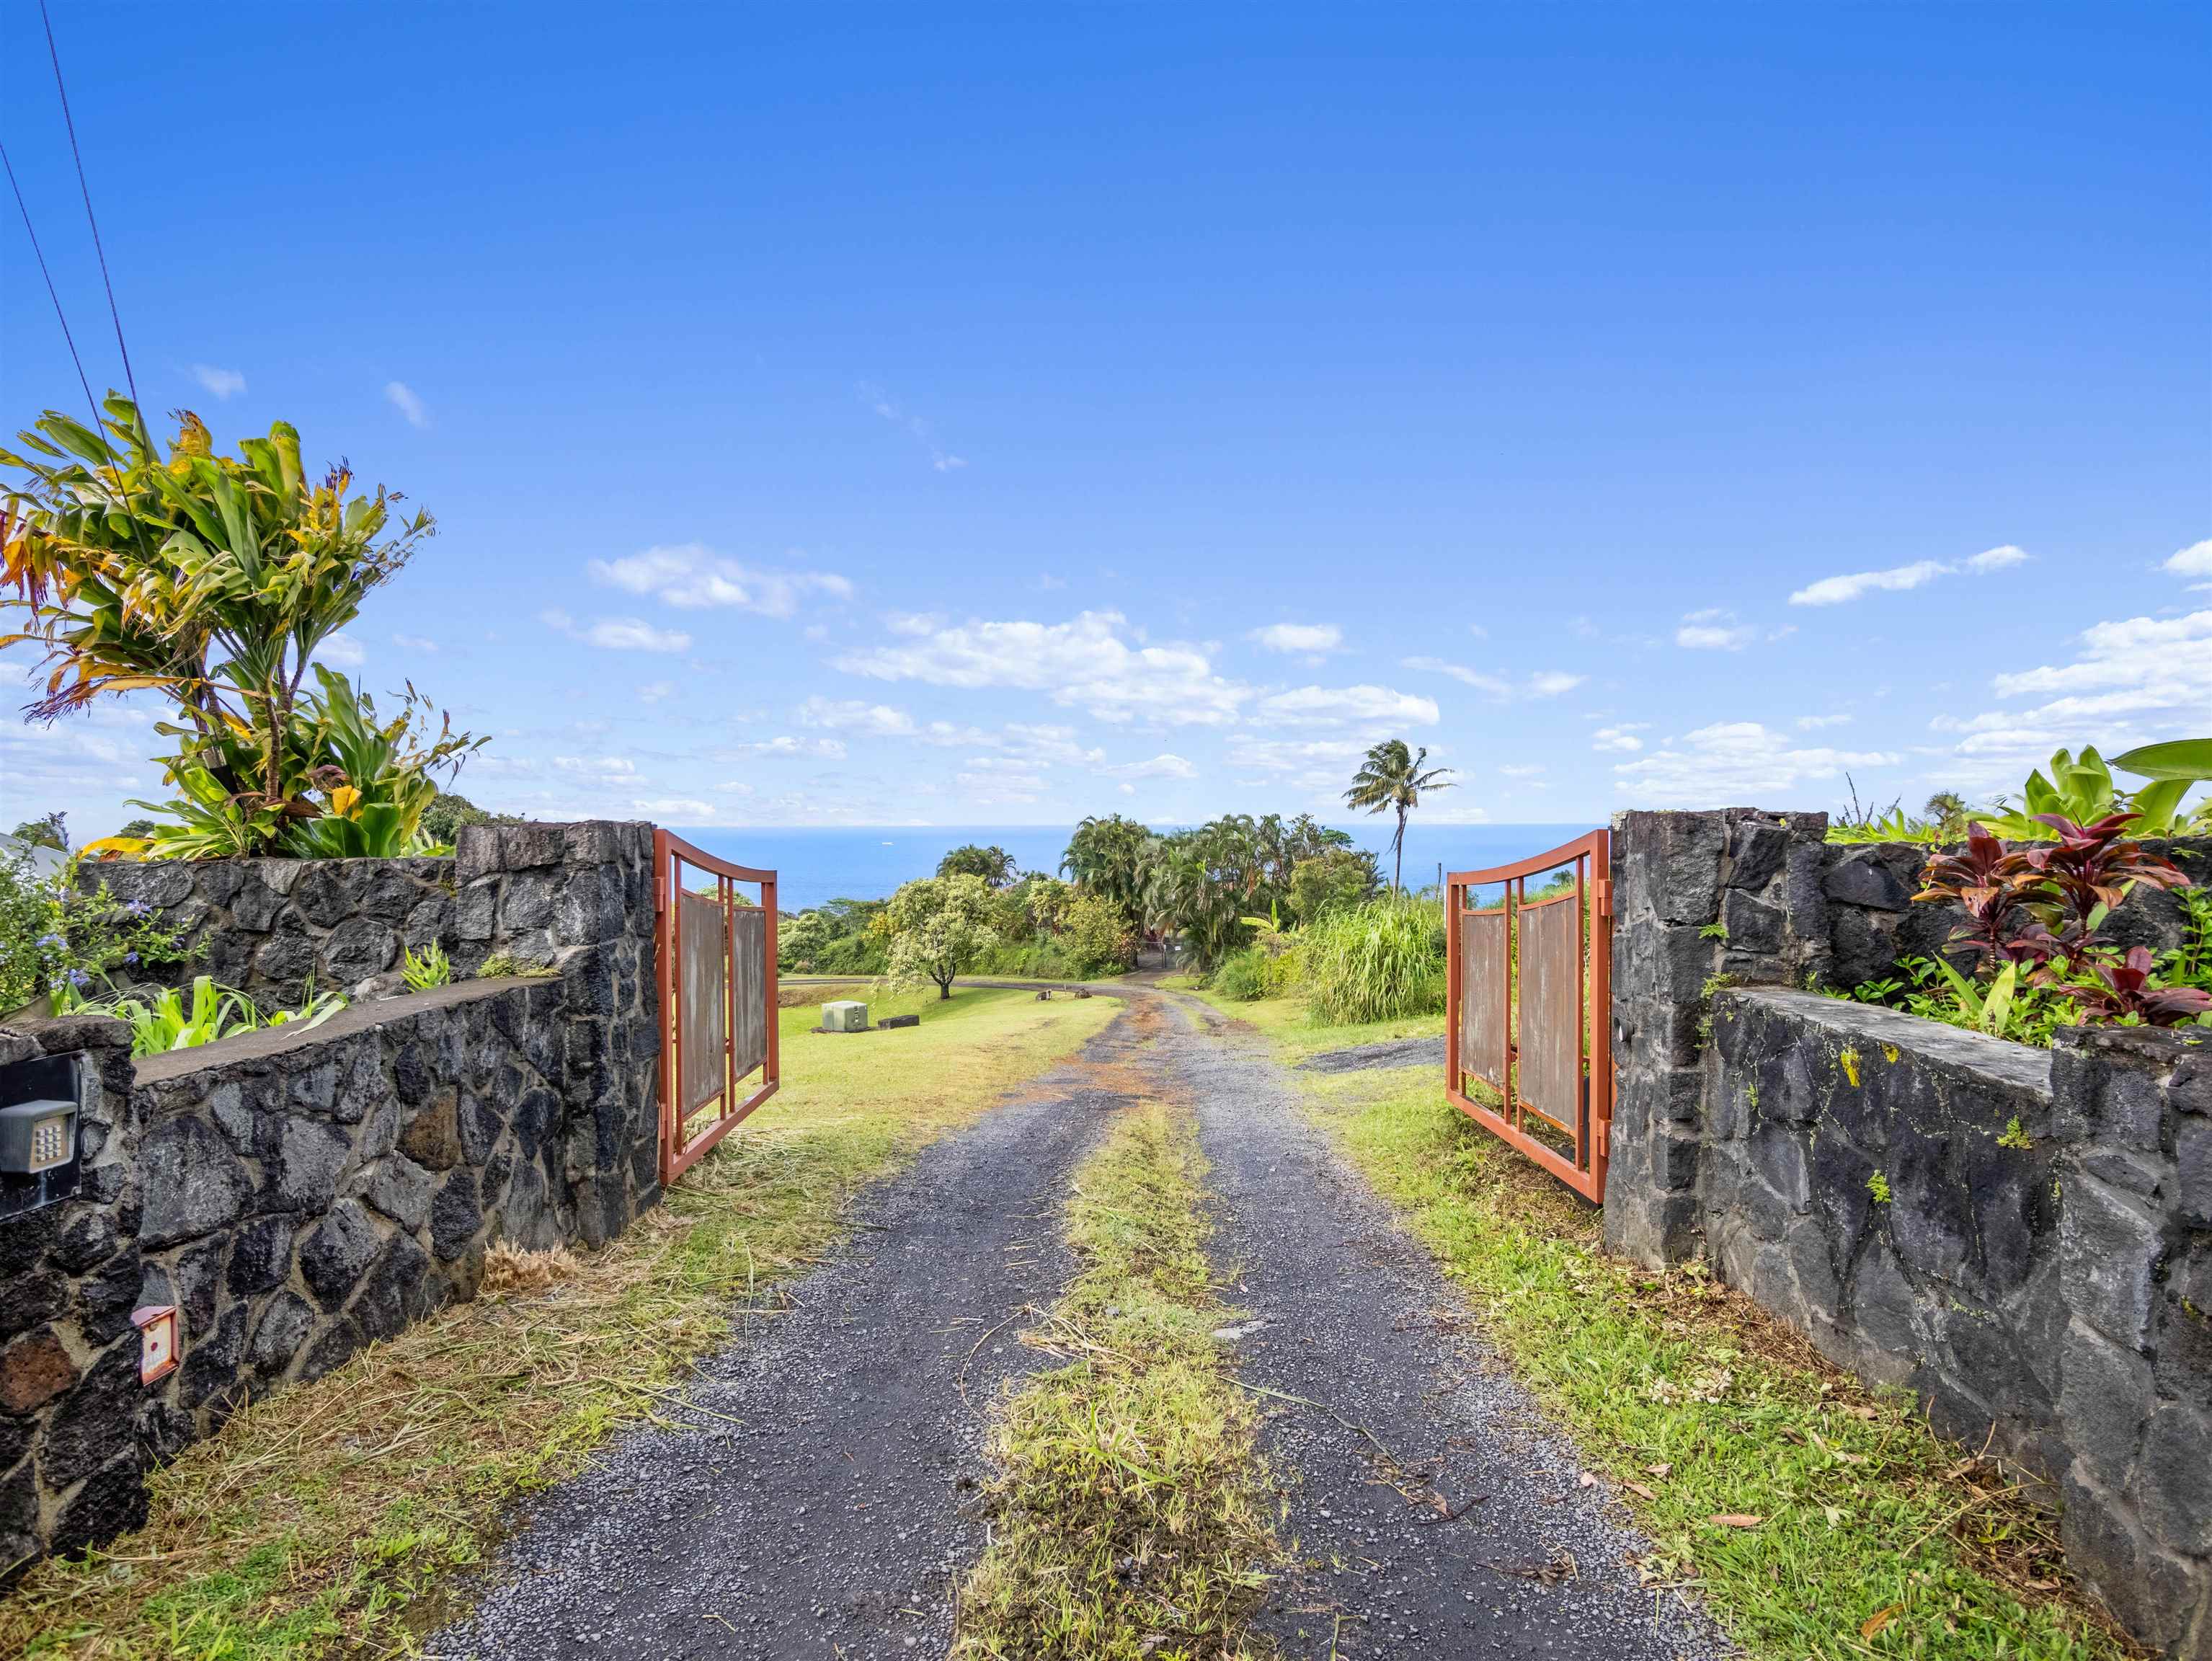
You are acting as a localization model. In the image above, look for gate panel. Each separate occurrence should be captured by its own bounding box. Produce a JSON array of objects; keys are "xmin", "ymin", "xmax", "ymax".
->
[
  {"xmin": 654, "ymin": 830, "xmax": 780, "ymax": 1184},
  {"xmin": 1518, "ymin": 894, "xmax": 1581, "ymax": 1133},
  {"xmin": 679, "ymin": 890, "xmax": 729, "ymax": 1113},
  {"xmin": 731, "ymin": 909, "xmax": 768, "ymax": 1080},
  {"xmin": 1458, "ymin": 909, "xmax": 1509, "ymax": 1089},
  {"xmin": 1444, "ymin": 828, "xmax": 1612, "ymax": 1203}
]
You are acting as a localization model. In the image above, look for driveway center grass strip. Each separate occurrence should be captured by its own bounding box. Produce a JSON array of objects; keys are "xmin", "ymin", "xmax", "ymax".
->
[
  {"xmin": 954, "ymin": 1094, "xmax": 1284, "ymax": 1661},
  {"xmin": 4, "ymin": 985, "xmax": 1119, "ymax": 1661}
]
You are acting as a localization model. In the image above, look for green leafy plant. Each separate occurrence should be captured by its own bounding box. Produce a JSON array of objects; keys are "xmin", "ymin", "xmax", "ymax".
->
[
  {"xmin": 883, "ymin": 873, "xmax": 1000, "ymax": 999},
  {"xmin": 1867, "ymin": 1169, "xmax": 1891, "ymax": 1204},
  {"xmin": 476, "ymin": 950, "xmax": 557, "ymax": 979},
  {"xmin": 1997, "ymin": 1117, "xmax": 2033, "ymax": 1151},
  {"xmin": 1973, "ymin": 746, "xmax": 2200, "ymax": 841},
  {"xmin": 1850, "ymin": 955, "xmax": 2071, "ymax": 1047},
  {"xmin": 402, "ymin": 942, "xmax": 453, "ymax": 991},
  {"xmin": 2, "ymin": 397, "xmax": 481, "ymax": 859},
  {"xmin": 1301, "ymin": 892, "xmax": 1446, "ymax": 1024},
  {"xmin": 2045, "ymin": 946, "xmax": 2212, "ymax": 1029},
  {"xmin": 76, "ymin": 973, "xmax": 346, "ymax": 1057},
  {"xmin": 1, "ymin": 851, "xmax": 196, "ymax": 1016}
]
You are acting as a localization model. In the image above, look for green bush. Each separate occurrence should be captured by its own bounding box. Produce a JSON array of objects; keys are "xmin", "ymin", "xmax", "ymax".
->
[
  {"xmin": 1210, "ymin": 945, "xmax": 1274, "ymax": 1001},
  {"xmin": 1301, "ymin": 892, "xmax": 1446, "ymax": 1025}
]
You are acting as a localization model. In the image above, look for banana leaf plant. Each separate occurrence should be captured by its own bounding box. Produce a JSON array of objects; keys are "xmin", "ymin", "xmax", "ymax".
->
[{"xmin": 1974, "ymin": 746, "xmax": 2197, "ymax": 841}]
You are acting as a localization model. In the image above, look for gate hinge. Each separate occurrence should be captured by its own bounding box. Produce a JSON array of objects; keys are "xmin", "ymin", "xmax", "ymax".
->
[
  {"xmin": 1593, "ymin": 878, "xmax": 1613, "ymax": 918},
  {"xmin": 1595, "ymin": 1119, "xmax": 1610, "ymax": 1156}
]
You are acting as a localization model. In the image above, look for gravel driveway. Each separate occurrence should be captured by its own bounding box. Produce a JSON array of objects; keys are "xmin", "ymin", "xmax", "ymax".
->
[
  {"xmin": 1161, "ymin": 993, "xmax": 1723, "ymax": 1661},
  {"xmin": 427, "ymin": 989, "xmax": 1721, "ymax": 1660},
  {"xmin": 426, "ymin": 1015, "xmax": 1147, "ymax": 1661}
]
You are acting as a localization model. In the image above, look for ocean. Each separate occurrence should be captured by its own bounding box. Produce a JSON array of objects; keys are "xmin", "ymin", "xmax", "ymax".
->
[{"xmin": 670, "ymin": 823, "xmax": 1595, "ymax": 913}]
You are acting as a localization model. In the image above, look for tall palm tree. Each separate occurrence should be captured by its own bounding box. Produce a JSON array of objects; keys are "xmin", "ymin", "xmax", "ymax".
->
[{"xmin": 1342, "ymin": 739, "xmax": 1454, "ymax": 893}]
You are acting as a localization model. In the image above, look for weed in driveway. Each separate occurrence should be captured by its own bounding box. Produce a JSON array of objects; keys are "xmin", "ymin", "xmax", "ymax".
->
[{"xmin": 954, "ymin": 1095, "xmax": 1283, "ymax": 1660}]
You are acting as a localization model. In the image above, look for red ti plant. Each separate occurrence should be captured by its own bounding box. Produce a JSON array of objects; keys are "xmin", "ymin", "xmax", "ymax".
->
[
  {"xmin": 2014, "ymin": 813, "xmax": 2192, "ymax": 954},
  {"xmin": 2048, "ymin": 946, "xmax": 2212, "ymax": 1028},
  {"xmin": 1913, "ymin": 823, "xmax": 2051, "ymax": 967}
]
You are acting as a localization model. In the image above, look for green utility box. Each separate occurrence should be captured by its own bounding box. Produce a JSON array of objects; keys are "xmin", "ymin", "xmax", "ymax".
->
[{"xmin": 821, "ymin": 1000, "xmax": 870, "ymax": 1032}]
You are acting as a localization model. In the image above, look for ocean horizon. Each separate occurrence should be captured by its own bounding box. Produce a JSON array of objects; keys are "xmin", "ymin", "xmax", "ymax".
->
[{"xmin": 670, "ymin": 822, "xmax": 1596, "ymax": 913}]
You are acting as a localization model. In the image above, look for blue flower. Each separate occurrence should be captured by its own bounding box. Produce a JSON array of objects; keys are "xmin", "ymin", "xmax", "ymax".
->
[
  {"xmin": 125, "ymin": 951, "xmax": 140, "ymax": 966},
  {"xmin": 36, "ymin": 933, "xmax": 64, "ymax": 952},
  {"xmin": 124, "ymin": 900, "xmax": 151, "ymax": 918},
  {"xmin": 66, "ymin": 968, "xmax": 90, "ymax": 988}
]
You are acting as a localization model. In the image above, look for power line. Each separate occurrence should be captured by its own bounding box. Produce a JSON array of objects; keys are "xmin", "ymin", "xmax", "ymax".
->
[
  {"xmin": 38, "ymin": 0, "xmax": 143, "ymax": 428},
  {"xmin": 0, "ymin": 138, "xmax": 105, "ymax": 433}
]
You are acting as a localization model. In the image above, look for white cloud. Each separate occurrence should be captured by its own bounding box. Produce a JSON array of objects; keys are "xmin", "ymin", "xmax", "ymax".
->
[
  {"xmin": 1992, "ymin": 611, "xmax": 2212, "ymax": 700},
  {"xmin": 385, "ymin": 381, "xmax": 428, "ymax": 428},
  {"xmin": 1498, "ymin": 763, "xmax": 1545, "ymax": 778},
  {"xmin": 1249, "ymin": 623, "xmax": 1342, "ymax": 655},
  {"xmin": 1101, "ymin": 753, "xmax": 1198, "ymax": 781},
  {"xmin": 391, "ymin": 633, "xmax": 437, "ymax": 653},
  {"xmin": 190, "ymin": 365, "xmax": 245, "ymax": 399},
  {"xmin": 1797, "ymin": 713, "xmax": 1852, "ymax": 730},
  {"xmin": 638, "ymin": 681, "xmax": 677, "ymax": 704},
  {"xmin": 1968, "ymin": 544, "xmax": 2030, "ymax": 573},
  {"xmin": 1614, "ymin": 722, "xmax": 1897, "ymax": 804},
  {"xmin": 590, "ymin": 544, "xmax": 853, "ymax": 618},
  {"xmin": 1253, "ymin": 684, "xmax": 1439, "ymax": 728},
  {"xmin": 316, "ymin": 632, "xmax": 366, "ymax": 668},
  {"xmin": 1788, "ymin": 559, "xmax": 1950, "ymax": 607},
  {"xmin": 1398, "ymin": 657, "xmax": 1582, "ymax": 699},
  {"xmin": 551, "ymin": 754, "xmax": 637, "ymax": 778},
  {"xmin": 1675, "ymin": 608, "xmax": 1756, "ymax": 650},
  {"xmin": 798, "ymin": 696, "xmax": 915, "ymax": 735},
  {"xmin": 2165, "ymin": 539, "xmax": 2212, "ymax": 589},
  {"xmin": 1005, "ymin": 723, "xmax": 1105, "ymax": 767},
  {"xmin": 541, "ymin": 608, "xmax": 692, "ymax": 653},
  {"xmin": 1468, "ymin": 623, "xmax": 1491, "ymax": 640},
  {"xmin": 835, "ymin": 610, "xmax": 1245, "ymax": 726},
  {"xmin": 1225, "ymin": 735, "xmax": 1374, "ymax": 775},
  {"xmin": 1591, "ymin": 724, "xmax": 1648, "ymax": 753}
]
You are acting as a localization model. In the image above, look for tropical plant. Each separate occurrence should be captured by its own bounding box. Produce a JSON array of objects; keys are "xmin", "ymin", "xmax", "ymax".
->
[
  {"xmin": 402, "ymin": 942, "xmax": 453, "ymax": 991},
  {"xmin": 882, "ymin": 873, "xmax": 1000, "ymax": 998},
  {"xmin": 1912, "ymin": 825, "xmax": 2051, "ymax": 967},
  {"xmin": 1973, "ymin": 747, "xmax": 2199, "ymax": 841},
  {"xmin": 75, "ymin": 974, "xmax": 346, "ymax": 1057},
  {"xmin": 1061, "ymin": 814, "xmax": 1153, "ymax": 929},
  {"xmin": 1845, "ymin": 955, "xmax": 2071, "ymax": 1047},
  {"xmin": 1, "ymin": 851, "xmax": 196, "ymax": 1016},
  {"xmin": 2047, "ymin": 947, "xmax": 2212, "ymax": 1029},
  {"xmin": 937, "ymin": 843, "xmax": 1018, "ymax": 887},
  {"xmin": 2009, "ymin": 812, "xmax": 2192, "ymax": 953},
  {"xmin": 1342, "ymin": 739, "xmax": 1454, "ymax": 892},
  {"xmin": 1302, "ymin": 892, "xmax": 1447, "ymax": 1024},
  {"xmin": 2114, "ymin": 738, "xmax": 2212, "ymax": 833},
  {"xmin": 2, "ymin": 397, "xmax": 479, "ymax": 856}
]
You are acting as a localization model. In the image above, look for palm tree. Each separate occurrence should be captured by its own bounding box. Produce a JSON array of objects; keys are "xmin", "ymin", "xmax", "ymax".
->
[{"xmin": 1342, "ymin": 739, "xmax": 1454, "ymax": 893}]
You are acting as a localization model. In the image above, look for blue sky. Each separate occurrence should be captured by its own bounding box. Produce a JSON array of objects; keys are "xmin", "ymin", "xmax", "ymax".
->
[{"xmin": 4, "ymin": 3, "xmax": 2208, "ymax": 838}]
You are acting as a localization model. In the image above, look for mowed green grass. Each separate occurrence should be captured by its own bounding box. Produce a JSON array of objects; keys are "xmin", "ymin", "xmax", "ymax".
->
[
  {"xmin": 1203, "ymin": 993, "xmax": 2128, "ymax": 1661},
  {"xmin": 6, "ymin": 985, "xmax": 1121, "ymax": 1661},
  {"xmin": 1171, "ymin": 980, "xmax": 1446, "ymax": 1062}
]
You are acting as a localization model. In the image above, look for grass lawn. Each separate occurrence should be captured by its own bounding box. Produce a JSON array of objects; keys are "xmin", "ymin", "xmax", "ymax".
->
[
  {"xmin": 954, "ymin": 1092, "xmax": 1281, "ymax": 1660},
  {"xmin": 1213, "ymin": 998, "xmax": 2131, "ymax": 1661},
  {"xmin": 5, "ymin": 985, "xmax": 1119, "ymax": 1661}
]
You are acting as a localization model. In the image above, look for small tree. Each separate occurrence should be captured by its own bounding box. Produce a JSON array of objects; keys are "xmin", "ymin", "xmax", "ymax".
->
[
  {"xmin": 1064, "ymin": 890, "xmax": 1137, "ymax": 975},
  {"xmin": 1342, "ymin": 738, "xmax": 1454, "ymax": 892},
  {"xmin": 884, "ymin": 874, "xmax": 998, "ymax": 999},
  {"xmin": 7, "ymin": 813, "xmax": 67, "ymax": 852},
  {"xmin": 1289, "ymin": 844, "xmax": 1380, "ymax": 923}
]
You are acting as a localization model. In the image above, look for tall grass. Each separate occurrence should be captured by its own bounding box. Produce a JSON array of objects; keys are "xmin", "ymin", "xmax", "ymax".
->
[{"xmin": 1300, "ymin": 891, "xmax": 1446, "ymax": 1024}]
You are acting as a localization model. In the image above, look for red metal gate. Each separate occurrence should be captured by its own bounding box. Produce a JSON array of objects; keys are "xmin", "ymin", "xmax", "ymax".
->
[
  {"xmin": 654, "ymin": 829, "xmax": 779, "ymax": 1183},
  {"xmin": 1444, "ymin": 828, "xmax": 1614, "ymax": 1202}
]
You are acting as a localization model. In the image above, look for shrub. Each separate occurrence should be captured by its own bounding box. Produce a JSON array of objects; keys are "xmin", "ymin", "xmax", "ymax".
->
[
  {"xmin": 1301, "ymin": 892, "xmax": 1446, "ymax": 1025},
  {"xmin": 1062, "ymin": 891, "xmax": 1137, "ymax": 976},
  {"xmin": 1, "ymin": 852, "xmax": 196, "ymax": 1016}
]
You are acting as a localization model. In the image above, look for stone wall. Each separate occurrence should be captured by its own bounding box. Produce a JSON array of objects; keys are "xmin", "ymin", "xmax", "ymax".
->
[
  {"xmin": 1604, "ymin": 807, "xmax": 2211, "ymax": 1655},
  {"xmin": 1702, "ymin": 989, "xmax": 2063, "ymax": 1470},
  {"xmin": 2048, "ymin": 1027, "xmax": 2209, "ymax": 1657},
  {"xmin": 85, "ymin": 855, "xmax": 460, "ymax": 1011},
  {"xmin": 1, "ymin": 822, "xmax": 662, "ymax": 1579}
]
